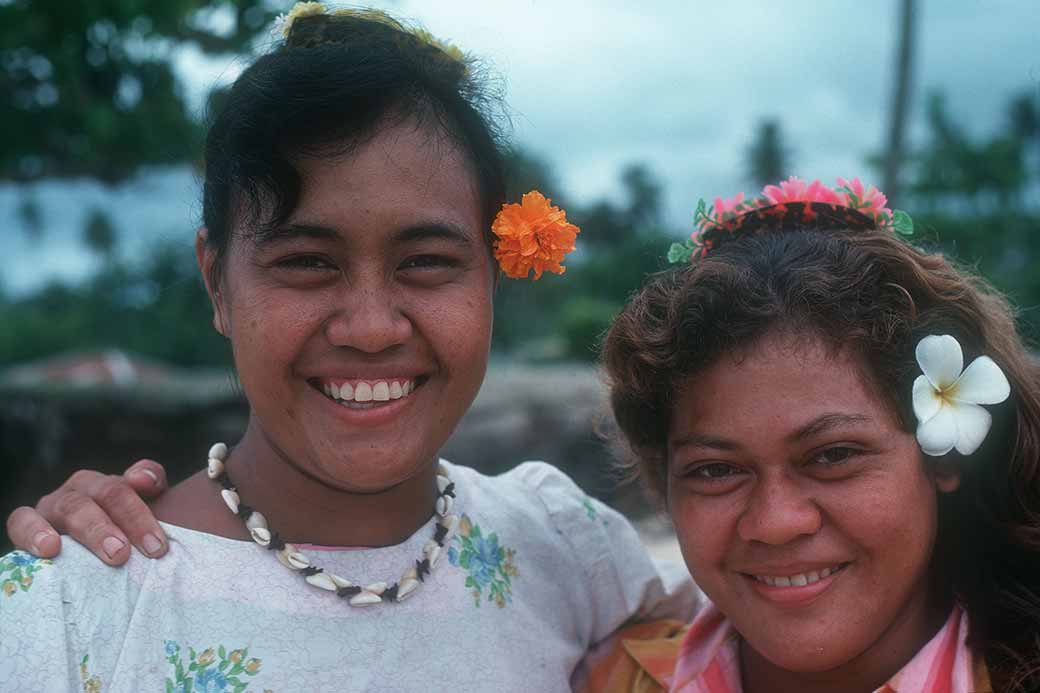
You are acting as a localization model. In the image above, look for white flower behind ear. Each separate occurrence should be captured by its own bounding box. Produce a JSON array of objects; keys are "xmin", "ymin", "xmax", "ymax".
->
[{"xmin": 912, "ymin": 335, "xmax": 1010, "ymax": 456}]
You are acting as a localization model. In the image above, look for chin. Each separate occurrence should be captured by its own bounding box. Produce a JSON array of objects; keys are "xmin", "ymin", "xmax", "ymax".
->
[
  {"xmin": 743, "ymin": 629, "xmax": 863, "ymax": 674},
  {"xmin": 310, "ymin": 444, "xmax": 435, "ymax": 493}
]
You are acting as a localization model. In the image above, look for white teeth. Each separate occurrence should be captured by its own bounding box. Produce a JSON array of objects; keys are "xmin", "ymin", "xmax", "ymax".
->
[
  {"xmin": 756, "ymin": 565, "xmax": 844, "ymax": 587},
  {"xmin": 354, "ymin": 382, "xmax": 373, "ymax": 402},
  {"xmin": 321, "ymin": 379, "xmax": 418, "ymax": 403}
]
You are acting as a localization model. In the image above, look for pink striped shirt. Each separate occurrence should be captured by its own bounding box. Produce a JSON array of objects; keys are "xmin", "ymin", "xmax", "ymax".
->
[{"xmin": 670, "ymin": 603, "xmax": 991, "ymax": 692}]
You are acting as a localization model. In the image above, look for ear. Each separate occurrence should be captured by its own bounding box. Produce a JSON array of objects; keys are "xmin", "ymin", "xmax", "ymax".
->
[
  {"xmin": 195, "ymin": 228, "xmax": 228, "ymax": 337},
  {"xmin": 933, "ymin": 459, "xmax": 961, "ymax": 494}
]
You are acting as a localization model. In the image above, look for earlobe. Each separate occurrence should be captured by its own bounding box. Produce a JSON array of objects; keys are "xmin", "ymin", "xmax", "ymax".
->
[
  {"xmin": 934, "ymin": 460, "xmax": 961, "ymax": 494},
  {"xmin": 195, "ymin": 227, "xmax": 228, "ymax": 337}
]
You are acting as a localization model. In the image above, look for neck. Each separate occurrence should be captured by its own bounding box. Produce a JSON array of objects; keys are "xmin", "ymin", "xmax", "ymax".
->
[
  {"xmin": 740, "ymin": 586, "xmax": 952, "ymax": 693},
  {"xmin": 220, "ymin": 422, "xmax": 439, "ymax": 548}
]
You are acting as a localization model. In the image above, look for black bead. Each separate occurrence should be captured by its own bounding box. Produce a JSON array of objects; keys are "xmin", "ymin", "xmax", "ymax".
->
[
  {"xmin": 301, "ymin": 566, "xmax": 322, "ymax": 576},
  {"xmin": 383, "ymin": 583, "xmax": 399, "ymax": 601},
  {"xmin": 267, "ymin": 531, "xmax": 286, "ymax": 551},
  {"xmin": 218, "ymin": 474, "xmax": 235, "ymax": 490},
  {"xmin": 337, "ymin": 585, "xmax": 362, "ymax": 598},
  {"xmin": 442, "ymin": 483, "xmax": 456, "ymax": 498},
  {"xmin": 433, "ymin": 523, "xmax": 448, "ymax": 545},
  {"xmin": 416, "ymin": 558, "xmax": 431, "ymax": 582},
  {"xmin": 236, "ymin": 504, "xmax": 253, "ymax": 520}
]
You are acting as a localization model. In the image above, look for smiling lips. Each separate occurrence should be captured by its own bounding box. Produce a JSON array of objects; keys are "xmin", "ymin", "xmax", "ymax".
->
[
  {"xmin": 751, "ymin": 564, "xmax": 847, "ymax": 588},
  {"xmin": 319, "ymin": 378, "xmax": 419, "ymax": 406},
  {"xmin": 743, "ymin": 563, "xmax": 850, "ymax": 605}
]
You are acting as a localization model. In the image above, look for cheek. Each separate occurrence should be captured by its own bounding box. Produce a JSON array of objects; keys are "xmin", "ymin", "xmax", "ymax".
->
[
  {"xmin": 417, "ymin": 286, "xmax": 494, "ymax": 362},
  {"xmin": 227, "ymin": 290, "xmax": 323, "ymax": 378},
  {"xmin": 670, "ymin": 494, "xmax": 735, "ymax": 583},
  {"xmin": 829, "ymin": 462, "xmax": 939, "ymax": 574}
]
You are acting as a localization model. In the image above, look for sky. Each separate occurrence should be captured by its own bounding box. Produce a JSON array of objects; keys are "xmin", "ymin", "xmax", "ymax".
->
[{"xmin": 2, "ymin": 0, "xmax": 1037, "ymax": 294}]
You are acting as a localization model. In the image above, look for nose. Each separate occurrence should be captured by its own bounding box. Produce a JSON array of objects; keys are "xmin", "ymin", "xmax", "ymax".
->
[
  {"xmin": 737, "ymin": 472, "xmax": 821, "ymax": 545},
  {"xmin": 323, "ymin": 283, "xmax": 413, "ymax": 354}
]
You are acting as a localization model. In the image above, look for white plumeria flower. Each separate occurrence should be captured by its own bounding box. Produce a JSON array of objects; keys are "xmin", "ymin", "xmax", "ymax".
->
[{"xmin": 912, "ymin": 334, "xmax": 1010, "ymax": 456}]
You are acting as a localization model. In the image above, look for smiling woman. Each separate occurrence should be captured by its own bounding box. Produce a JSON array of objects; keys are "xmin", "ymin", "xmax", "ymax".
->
[
  {"xmin": 0, "ymin": 5, "xmax": 694, "ymax": 692},
  {"xmin": 599, "ymin": 179, "xmax": 1040, "ymax": 692}
]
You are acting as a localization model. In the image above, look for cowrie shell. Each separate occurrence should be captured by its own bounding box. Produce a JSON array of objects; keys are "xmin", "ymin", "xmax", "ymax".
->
[
  {"xmin": 329, "ymin": 574, "xmax": 353, "ymax": 588},
  {"xmin": 249, "ymin": 527, "xmax": 271, "ymax": 546},
  {"xmin": 349, "ymin": 591, "xmax": 382, "ymax": 607},
  {"xmin": 220, "ymin": 489, "xmax": 240, "ymax": 515},
  {"xmin": 207, "ymin": 458, "xmax": 224, "ymax": 479},
  {"xmin": 305, "ymin": 572, "xmax": 338, "ymax": 591},
  {"xmin": 245, "ymin": 511, "xmax": 267, "ymax": 531},
  {"xmin": 435, "ymin": 495, "xmax": 453, "ymax": 517},
  {"xmin": 364, "ymin": 581, "xmax": 387, "ymax": 595},
  {"xmin": 396, "ymin": 578, "xmax": 420, "ymax": 601},
  {"xmin": 208, "ymin": 442, "xmax": 228, "ymax": 460}
]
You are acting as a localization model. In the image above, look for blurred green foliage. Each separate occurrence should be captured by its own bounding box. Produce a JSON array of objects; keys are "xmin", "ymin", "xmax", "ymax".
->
[
  {"xmin": 0, "ymin": 242, "xmax": 228, "ymax": 367},
  {"xmin": 1, "ymin": 3, "xmax": 1038, "ymax": 369},
  {"xmin": 0, "ymin": 0, "xmax": 275, "ymax": 183}
]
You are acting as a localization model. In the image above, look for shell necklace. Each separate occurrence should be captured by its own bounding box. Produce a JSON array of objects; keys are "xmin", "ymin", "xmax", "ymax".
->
[{"xmin": 206, "ymin": 442, "xmax": 458, "ymax": 607}]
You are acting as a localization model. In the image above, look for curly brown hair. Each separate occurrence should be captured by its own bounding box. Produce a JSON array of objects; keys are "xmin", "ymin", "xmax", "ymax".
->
[{"xmin": 601, "ymin": 226, "xmax": 1040, "ymax": 691}]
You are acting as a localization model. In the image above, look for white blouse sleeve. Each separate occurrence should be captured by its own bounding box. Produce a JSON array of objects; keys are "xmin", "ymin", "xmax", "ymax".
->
[
  {"xmin": 515, "ymin": 462, "xmax": 698, "ymax": 643},
  {"xmin": 0, "ymin": 550, "xmax": 81, "ymax": 691}
]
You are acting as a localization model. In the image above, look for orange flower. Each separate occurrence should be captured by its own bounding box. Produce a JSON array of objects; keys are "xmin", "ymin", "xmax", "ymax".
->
[{"xmin": 491, "ymin": 191, "xmax": 579, "ymax": 280}]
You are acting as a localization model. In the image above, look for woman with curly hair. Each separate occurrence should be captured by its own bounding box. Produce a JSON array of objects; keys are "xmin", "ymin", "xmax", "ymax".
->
[{"xmin": 594, "ymin": 178, "xmax": 1040, "ymax": 692}]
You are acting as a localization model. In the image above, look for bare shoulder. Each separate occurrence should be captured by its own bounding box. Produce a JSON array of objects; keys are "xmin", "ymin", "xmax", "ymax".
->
[{"xmin": 150, "ymin": 470, "xmax": 247, "ymax": 540}]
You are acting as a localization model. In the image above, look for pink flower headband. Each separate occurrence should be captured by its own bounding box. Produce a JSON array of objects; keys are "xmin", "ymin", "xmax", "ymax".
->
[{"xmin": 668, "ymin": 176, "xmax": 914, "ymax": 263}]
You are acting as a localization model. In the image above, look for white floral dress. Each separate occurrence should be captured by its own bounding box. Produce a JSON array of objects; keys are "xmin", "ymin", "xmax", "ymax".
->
[{"xmin": 0, "ymin": 461, "xmax": 695, "ymax": 692}]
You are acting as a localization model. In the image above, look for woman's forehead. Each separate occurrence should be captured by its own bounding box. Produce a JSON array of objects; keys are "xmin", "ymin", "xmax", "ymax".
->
[
  {"xmin": 671, "ymin": 333, "xmax": 893, "ymax": 437},
  {"xmin": 294, "ymin": 123, "xmax": 481, "ymax": 220}
]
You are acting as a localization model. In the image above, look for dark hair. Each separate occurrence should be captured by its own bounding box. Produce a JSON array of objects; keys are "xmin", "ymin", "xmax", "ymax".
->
[
  {"xmin": 201, "ymin": 11, "xmax": 506, "ymax": 281},
  {"xmin": 602, "ymin": 227, "xmax": 1040, "ymax": 691}
]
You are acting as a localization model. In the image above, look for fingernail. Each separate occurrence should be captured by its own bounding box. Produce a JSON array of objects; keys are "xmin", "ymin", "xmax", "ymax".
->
[
  {"xmin": 32, "ymin": 530, "xmax": 53, "ymax": 555},
  {"xmin": 133, "ymin": 468, "xmax": 160, "ymax": 486},
  {"xmin": 143, "ymin": 533, "xmax": 163, "ymax": 556},
  {"xmin": 102, "ymin": 536, "xmax": 126, "ymax": 560}
]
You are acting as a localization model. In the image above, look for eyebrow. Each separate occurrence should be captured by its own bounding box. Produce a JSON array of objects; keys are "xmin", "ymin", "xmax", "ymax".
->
[
  {"xmin": 669, "ymin": 433, "xmax": 741, "ymax": 452},
  {"xmin": 252, "ymin": 222, "xmax": 475, "ymax": 248},
  {"xmin": 392, "ymin": 223, "xmax": 475, "ymax": 247},
  {"xmin": 669, "ymin": 413, "xmax": 873, "ymax": 452},
  {"xmin": 787, "ymin": 413, "xmax": 873, "ymax": 443},
  {"xmin": 252, "ymin": 223, "xmax": 341, "ymax": 248}
]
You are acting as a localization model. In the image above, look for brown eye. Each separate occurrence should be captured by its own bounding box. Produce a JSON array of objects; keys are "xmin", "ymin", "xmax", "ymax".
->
[
  {"xmin": 399, "ymin": 254, "xmax": 459, "ymax": 270},
  {"xmin": 687, "ymin": 462, "xmax": 745, "ymax": 480},
  {"xmin": 812, "ymin": 447, "xmax": 861, "ymax": 466},
  {"xmin": 277, "ymin": 254, "xmax": 336, "ymax": 271}
]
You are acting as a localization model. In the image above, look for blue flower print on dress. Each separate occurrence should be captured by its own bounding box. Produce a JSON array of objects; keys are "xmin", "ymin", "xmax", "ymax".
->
[
  {"xmin": 164, "ymin": 641, "xmax": 267, "ymax": 693},
  {"xmin": 447, "ymin": 514, "xmax": 519, "ymax": 608},
  {"xmin": 195, "ymin": 667, "xmax": 230, "ymax": 693},
  {"xmin": 0, "ymin": 550, "xmax": 52, "ymax": 599}
]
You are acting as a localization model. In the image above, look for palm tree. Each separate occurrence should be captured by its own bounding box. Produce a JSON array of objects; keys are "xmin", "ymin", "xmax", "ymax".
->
[{"xmin": 881, "ymin": 0, "xmax": 918, "ymax": 204}]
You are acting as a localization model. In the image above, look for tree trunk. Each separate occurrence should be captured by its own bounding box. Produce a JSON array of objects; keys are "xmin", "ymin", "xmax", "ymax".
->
[{"xmin": 882, "ymin": 0, "xmax": 917, "ymax": 204}]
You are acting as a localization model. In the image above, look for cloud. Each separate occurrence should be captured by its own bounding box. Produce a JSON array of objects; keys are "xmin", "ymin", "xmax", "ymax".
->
[{"xmin": 3, "ymin": 0, "xmax": 1036, "ymax": 292}]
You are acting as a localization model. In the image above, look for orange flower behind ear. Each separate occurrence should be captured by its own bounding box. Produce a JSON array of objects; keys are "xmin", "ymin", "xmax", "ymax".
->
[{"xmin": 491, "ymin": 191, "xmax": 580, "ymax": 280}]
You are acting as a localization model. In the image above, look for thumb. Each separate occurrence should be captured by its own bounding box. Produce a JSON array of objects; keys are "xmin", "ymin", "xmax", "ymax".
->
[{"xmin": 123, "ymin": 459, "xmax": 168, "ymax": 498}]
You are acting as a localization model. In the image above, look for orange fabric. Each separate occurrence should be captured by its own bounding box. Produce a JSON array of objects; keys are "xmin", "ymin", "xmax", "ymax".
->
[
  {"xmin": 584, "ymin": 606, "xmax": 994, "ymax": 693},
  {"xmin": 577, "ymin": 620, "xmax": 689, "ymax": 693}
]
